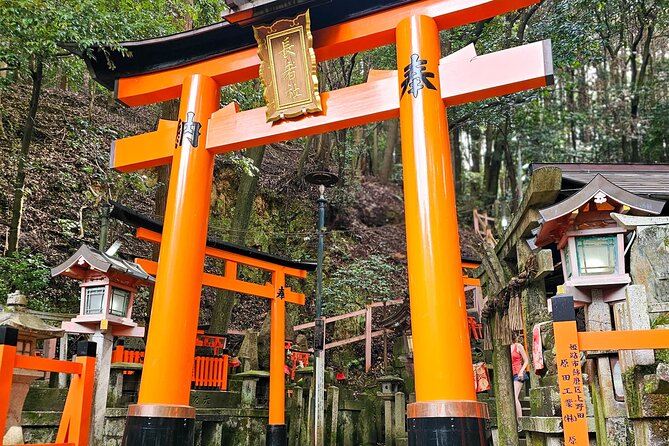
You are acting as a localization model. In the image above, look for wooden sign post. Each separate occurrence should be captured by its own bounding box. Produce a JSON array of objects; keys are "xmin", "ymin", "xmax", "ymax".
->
[
  {"xmin": 552, "ymin": 296, "xmax": 589, "ymax": 445},
  {"xmin": 552, "ymin": 294, "xmax": 669, "ymax": 445},
  {"xmin": 72, "ymin": 1, "xmax": 554, "ymax": 445}
]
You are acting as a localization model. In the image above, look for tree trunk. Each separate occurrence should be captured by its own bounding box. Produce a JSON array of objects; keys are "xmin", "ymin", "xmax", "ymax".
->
[
  {"xmin": 501, "ymin": 127, "xmax": 520, "ymax": 211},
  {"xmin": 0, "ymin": 91, "xmax": 5, "ymax": 140},
  {"xmin": 483, "ymin": 125, "xmax": 502, "ymax": 208},
  {"xmin": 209, "ymin": 146, "xmax": 266, "ymax": 334},
  {"xmin": 470, "ymin": 126, "xmax": 482, "ymax": 173},
  {"xmin": 451, "ymin": 127, "xmax": 462, "ymax": 195},
  {"xmin": 7, "ymin": 59, "xmax": 43, "ymax": 254},
  {"xmin": 379, "ymin": 119, "xmax": 399, "ymax": 183},
  {"xmin": 491, "ymin": 315, "xmax": 519, "ymax": 446}
]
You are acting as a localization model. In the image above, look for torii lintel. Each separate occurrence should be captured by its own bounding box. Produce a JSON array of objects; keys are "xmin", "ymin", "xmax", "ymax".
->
[
  {"xmin": 112, "ymin": 40, "xmax": 553, "ymax": 172},
  {"xmin": 108, "ymin": 0, "xmax": 541, "ymax": 106}
]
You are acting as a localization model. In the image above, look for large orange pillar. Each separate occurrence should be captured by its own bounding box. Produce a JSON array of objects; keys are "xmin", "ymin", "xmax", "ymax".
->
[
  {"xmin": 267, "ymin": 270, "xmax": 287, "ymax": 446},
  {"xmin": 122, "ymin": 74, "xmax": 219, "ymax": 446},
  {"xmin": 396, "ymin": 15, "xmax": 489, "ymax": 445}
]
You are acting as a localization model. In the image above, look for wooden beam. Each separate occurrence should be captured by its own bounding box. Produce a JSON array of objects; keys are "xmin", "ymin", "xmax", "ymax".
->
[
  {"xmin": 325, "ymin": 330, "xmax": 385, "ymax": 350},
  {"xmin": 578, "ymin": 329, "xmax": 669, "ymax": 352},
  {"xmin": 110, "ymin": 119, "xmax": 177, "ymax": 172},
  {"xmin": 463, "ymin": 277, "xmax": 481, "ymax": 287},
  {"xmin": 205, "ymin": 40, "xmax": 552, "ymax": 154},
  {"xmin": 293, "ymin": 299, "xmax": 403, "ymax": 331},
  {"xmin": 116, "ymin": 0, "xmax": 540, "ymax": 106},
  {"xmin": 137, "ymin": 258, "xmax": 306, "ymax": 305},
  {"xmin": 135, "ymin": 227, "xmax": 308, "ymax": 279}
]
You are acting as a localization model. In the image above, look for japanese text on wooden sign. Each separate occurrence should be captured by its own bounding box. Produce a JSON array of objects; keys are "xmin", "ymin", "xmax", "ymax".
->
[
  {"xmin": 554, "ymin": 321, "xmax": 589, "ymax": 445},
  {"xmin": 253, "ymin": 10, "xmax": 322, "ymax": 122}
]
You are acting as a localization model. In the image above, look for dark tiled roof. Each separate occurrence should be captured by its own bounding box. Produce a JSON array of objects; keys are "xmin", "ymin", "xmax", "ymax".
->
[
  {"xmin": 530, "ymin": 163, "xmax": 669, "ymax": 200},
  {"xmin": 109, "ymin": 201, "xmax": 317, "ymax": 272},
  {"xmin": 51, "ymin": 244, "xmax": 155, "ymax": 283},
  {"xmin": 62, "ymin": 0, "xmax": 419, "ymax": 91}
]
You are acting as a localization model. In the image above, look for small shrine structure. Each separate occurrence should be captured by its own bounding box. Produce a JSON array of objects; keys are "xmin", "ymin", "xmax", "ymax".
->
[
  {"xmin": 52, "ymin": 244, "xmax": 153, "ymax": 338},
  {"xmin": 0, "ymin": 291, "xmax": 63, "ymax": 444},
  {"xmin": 52, "ymin": 244, "xmax": 153, "ymax": 445},
  {"xmin": 476, "ymin": 163, "xmax": 669, "ymax": 445}
]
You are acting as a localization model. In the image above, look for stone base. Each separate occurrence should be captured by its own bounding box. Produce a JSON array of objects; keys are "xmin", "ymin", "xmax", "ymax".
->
[
  {"xmin": 407, "ymin": 416, "xmax": 491, "ymax": 446},
  {"xmin": 265, "ymin": 424, "xmax": 287, "ymax": 446},
  {"xmin": 121, "ymin": 415, "xmax": 195, "ymax": 446}
]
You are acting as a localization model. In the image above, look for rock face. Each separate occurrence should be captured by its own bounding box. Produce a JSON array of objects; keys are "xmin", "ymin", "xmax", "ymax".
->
[{"xmin": 630, "ymin": 225, "xmax": 669, "ymax": 314}]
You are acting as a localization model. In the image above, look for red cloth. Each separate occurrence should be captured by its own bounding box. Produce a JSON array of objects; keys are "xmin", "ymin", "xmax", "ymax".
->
[
  {"xmin": 473, "ymin": 362, "xmax": 490, "ymax": 392},
  {"xmin": 511, "ymin": 343, "xmax": 523, "ymax": 375},
  {"xmin": 532, "ymin": 324, "xmax": 545, "ymax": 373}
]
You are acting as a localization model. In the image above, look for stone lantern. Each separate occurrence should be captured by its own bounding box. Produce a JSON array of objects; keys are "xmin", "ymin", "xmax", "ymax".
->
[
  {"xmin": 0, "ymin": 291, "xmax": 64, "ymax": 445},
  {"xmin": 51, "ymin": 244, "xmax": 153, "ymax": 337},
  {"xmin": 534, "ymin": 174, "xmax": 665, "ymax": 305},
  {"xmin": 51, "ymin": 244, "xmax": 154, "ymax": 444}
]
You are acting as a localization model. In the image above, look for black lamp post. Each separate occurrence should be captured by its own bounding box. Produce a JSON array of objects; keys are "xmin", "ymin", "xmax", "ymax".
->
[{"xmin": 304, "ymin": 170, "xmax": 337, "ymax": 446}]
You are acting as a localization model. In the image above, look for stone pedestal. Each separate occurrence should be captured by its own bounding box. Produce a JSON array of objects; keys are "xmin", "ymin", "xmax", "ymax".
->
[
  {"xmin": 377, "ymin": 376, "xmax": 403, "ymax": 446},
  {"xmin": 232, "ymin": 370, "xmax": 270, "ymax": 409},
  {"xmin": 91, "ymin": 329, "xmax": 114, "ymax": 446},
  {"xmin": 3, "ymin": 369, "xmax": 43, "ymax": 445}
]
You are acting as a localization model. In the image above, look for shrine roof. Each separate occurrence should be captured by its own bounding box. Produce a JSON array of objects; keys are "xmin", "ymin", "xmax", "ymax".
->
[
  {"xmin": 109, "ymin": 201, "xmax": 317, "ymax": 272},
  {"xmin": 63, "ymin": 0, "xmax": 418, "ymax": 91},
  {"xmin": 0, "ymin": 312, "xmax": 64, "ymax": 340},
  {"xmin": 533, "ymin": 174, "xmax": 665, "ymax": 247},
  {"xmin": 51, "ymin": 244, "xmax": 156, "ymax": 283},
  {"xmin": 538, "ymin": 174, "xmax": 665, "ymax": 224},
  {"xmin": 530, "ymin": 163, "xmax": 669, "ymax": 200}
]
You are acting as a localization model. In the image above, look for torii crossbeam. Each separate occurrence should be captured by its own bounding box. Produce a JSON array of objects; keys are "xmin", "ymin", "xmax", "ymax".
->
[{"xmin": 74, "ymin": 1, "xmax": 553, "ymax": 445}]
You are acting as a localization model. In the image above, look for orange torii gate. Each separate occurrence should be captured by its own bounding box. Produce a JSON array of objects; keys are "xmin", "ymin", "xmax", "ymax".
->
[{"xmin": 73, "ymin": 1, "xmax": 553, "ymax": 445}]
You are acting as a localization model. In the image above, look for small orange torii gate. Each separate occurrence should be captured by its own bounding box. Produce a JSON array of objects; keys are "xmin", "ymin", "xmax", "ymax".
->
[{"xmin": 73, "ymin": 1, "xmax": 553, "ymax": 444}]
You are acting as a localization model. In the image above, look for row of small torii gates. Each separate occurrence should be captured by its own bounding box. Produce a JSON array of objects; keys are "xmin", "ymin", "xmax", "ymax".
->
[{"xmin": 67, "ymin": 0, "xmax": 554, "ymax": 445}]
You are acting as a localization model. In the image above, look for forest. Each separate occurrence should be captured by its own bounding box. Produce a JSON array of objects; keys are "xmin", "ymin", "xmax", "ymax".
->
[{"xmin": 1, "ymin": 0, "xmax": 668, "ymax": 373}]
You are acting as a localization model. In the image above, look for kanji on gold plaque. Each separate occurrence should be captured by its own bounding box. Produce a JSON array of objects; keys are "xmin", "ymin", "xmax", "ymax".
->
[{"xmin": 254, "ymin": 10, "xmax": 321, "ymax": 122}]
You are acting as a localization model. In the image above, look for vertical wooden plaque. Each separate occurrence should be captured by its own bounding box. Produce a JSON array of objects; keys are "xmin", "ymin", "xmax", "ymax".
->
[{"xmin": 253, "ymin": 10, "xmax": 322, "ymax": 122}]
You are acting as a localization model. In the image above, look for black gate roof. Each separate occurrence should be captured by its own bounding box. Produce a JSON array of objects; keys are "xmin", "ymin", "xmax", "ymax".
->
[{"xmin": 64, "ymin": 0, "xmax": 418, "ymax": 91}]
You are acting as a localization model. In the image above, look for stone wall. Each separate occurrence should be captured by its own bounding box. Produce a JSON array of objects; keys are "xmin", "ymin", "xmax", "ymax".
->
[{"xmin": 19, "ymin": 368, "xmax": 386, "ymax": 446}]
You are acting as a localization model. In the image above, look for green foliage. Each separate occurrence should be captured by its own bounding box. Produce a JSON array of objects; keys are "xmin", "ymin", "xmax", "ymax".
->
[
  {"xmin": 0, "ymin": 250, "xmax": 51, "ymax": 304},
  {"xmin": 323, "ymin": 255, "xmax": 401, "ymax": 315},
  {"xmin": 0, "ymin": 0, "xmax": 228, "ymax": 89}
]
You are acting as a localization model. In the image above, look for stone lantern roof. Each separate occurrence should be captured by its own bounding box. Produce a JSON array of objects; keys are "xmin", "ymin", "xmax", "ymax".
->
[
  {"xmin": 0, "ymin": 291, "xmax": 64, "ymax": 340},
  {"xmin": 534, "ymin": 174, "xmax": 666, "ymax": 247},
  {"xmin": 50, "ymin": 244, "xmax": 154, "ymax": 285}
]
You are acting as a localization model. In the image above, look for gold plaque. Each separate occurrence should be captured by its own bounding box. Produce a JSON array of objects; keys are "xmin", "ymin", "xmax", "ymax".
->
[{"xmin": 253, "ymin": 10, "xmax": 322, "ymax": 122}]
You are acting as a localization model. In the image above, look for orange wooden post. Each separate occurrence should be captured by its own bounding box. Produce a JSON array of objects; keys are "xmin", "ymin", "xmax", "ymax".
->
[
  {"xmin": 221, "ymin": 355, "xmax": 229, "ymax": 391},
  {"xmin": 267, "ymin": 269, "xmax": 287, "ymax": 445},
  {"xmin": 396, "ymin": 15, "xmax": 488, "ymax": 443},
  {"xmin": 123, "ymin": 74, "xmax": 219, "ymax": 444},
  {"xmin": 551, "ymin": 295, "xmax": 589, "ymax": 445},
  {"xmin": 0, "ymin": 327, "xmax": 18, "ymax": 439},
  {"xmin": 56, "ymin": 341, "xmax": 97, "ymax": 446}
]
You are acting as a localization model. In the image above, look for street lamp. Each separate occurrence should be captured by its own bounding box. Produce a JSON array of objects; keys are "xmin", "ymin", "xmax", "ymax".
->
[{"xmin": 304, "ymin": 169, "xmax": 337, "ymax": 446}]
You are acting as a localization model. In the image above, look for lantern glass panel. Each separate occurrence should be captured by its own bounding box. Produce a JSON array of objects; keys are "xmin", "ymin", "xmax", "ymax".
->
[
  {"xmin": 575, "ymin": 235, "xmax": 617, "ymax": 276},
  {"xmin": 110, "ymin": 287, "xmax": 130, "ymax": 317},
  {"xmin": 84, "ymin": 286, "xmax": 105, "ymax": 314},
  {"xmin": 564, "ymin": 245, "xmax": 573, "ymax": 278}
]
